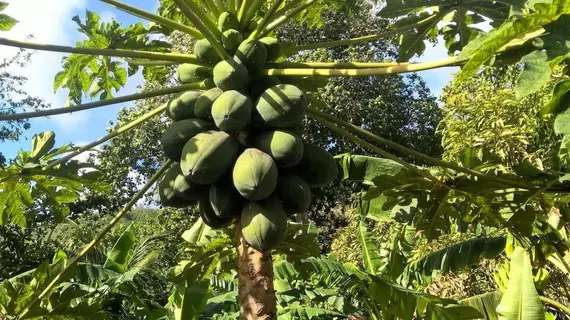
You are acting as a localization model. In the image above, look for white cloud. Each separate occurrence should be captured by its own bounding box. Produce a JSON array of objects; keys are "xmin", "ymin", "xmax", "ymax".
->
[{"xmin": 1, "ymin": 0, "xmax": 88, "ymax": 129}]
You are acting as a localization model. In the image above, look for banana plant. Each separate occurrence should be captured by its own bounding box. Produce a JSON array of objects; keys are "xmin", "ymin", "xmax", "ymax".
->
[{"xmin": 1, "ymin": 0, "xmax": 570, "ymax": 318}]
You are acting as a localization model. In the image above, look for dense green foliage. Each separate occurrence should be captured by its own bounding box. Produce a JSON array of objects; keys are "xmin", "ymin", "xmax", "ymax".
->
[{"xmin": 2, "ymin": 0, "xmax": 570, "ymax": 318}]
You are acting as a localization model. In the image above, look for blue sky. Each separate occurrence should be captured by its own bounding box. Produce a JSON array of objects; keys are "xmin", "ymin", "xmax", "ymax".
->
[{"xmin": 0, "ymin": 0, "xmax": 458, "ymax": 160}]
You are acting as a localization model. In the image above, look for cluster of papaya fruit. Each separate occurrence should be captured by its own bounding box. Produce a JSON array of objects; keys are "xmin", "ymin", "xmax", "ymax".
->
[{"xmin": 158, "ymin": 12, "xmax": 337, "ymax": 251}]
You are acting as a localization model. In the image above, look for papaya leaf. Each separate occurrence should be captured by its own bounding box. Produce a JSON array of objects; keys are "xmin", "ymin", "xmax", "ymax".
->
[
  {"xmin": 55, "ymin": 10, "xmax": 171, "ymax": 104},
  {"xmin": 31, "ymin": 131, "xmax": 56, "ymax": 160},
  {"xmin": 0, "ymin": 132, "xmax": 110, "ymax": 226},
  {"xmin": 458, "ymin": 0, "xmax": 570, "ymax": 83},
  {"xmin": 0, "ymin": 2, "xmax": 17, "ymax": 31},
  {"xmin": 405, "ymin": 237, "xmax": 506, "ymax": 277},
  {"xmin": 378, "ymin": 0, "xmax": 522, "ymax": 59},
  {"xmin": 497, "ymin": 247, "xmax": 545, "ymax": 320},
  {"xmin": 460, "ymin": 291, "xmax": 503, "ymax": 320},
  {"xmin": 368, "ymin": 275, "xmax": 484, "ymax": 320}
]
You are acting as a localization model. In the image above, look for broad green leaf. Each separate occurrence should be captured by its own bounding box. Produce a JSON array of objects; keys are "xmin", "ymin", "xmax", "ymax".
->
[
  {"xmin": 368, "ymin": 275, "xmax": 484, "ymax": 320},
  {"xmin": 515, "ymin": 51, "xmax": 551, "ymax": 99},
  {"xmin": 543, "ymin": 79, "xmax": 570, "ymax": 114},
  {"xmin": 496, "ymin": 247, "xmax": 545, "ymax": 320},
  {"xmin": 335, "ymin": 153, "xmax": 416, "ymax": 187},
  {"xmin": 278, "ymin": 306, "xmax": 345, "ymax": 319},
  {"xmin": 171, "ymin": 282, "xmax": 210, "ymax": 320},
  {"xmin": 554, "ymin": 109, "xmax": 570, "ymax": 135},
  {"xmin": 182, "ymin": 218, "xmax": 216, "ymax": 245},
  {"xmin": 31, "ymin": 132, "xmax": 56, "ymax": 160},
  {"xmin": 460, "ymin": 292, "xmax": 503, "ymax": 320},
  {"xmin": 406, "ymin": 237, "xmax": 506, "ymax": 276},
  {"xmin": 104, "ymin": 224, "xmax": 136, "ymax": 273},
  {"xmin": 358, "ymin": 220, "xmax": 382, "ymax": 275}
]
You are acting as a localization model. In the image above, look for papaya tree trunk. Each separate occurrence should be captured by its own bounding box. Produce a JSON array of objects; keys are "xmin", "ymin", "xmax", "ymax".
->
[{"xmin": 236, "ymin": 221, "xmax": 277, "ymax": 319}]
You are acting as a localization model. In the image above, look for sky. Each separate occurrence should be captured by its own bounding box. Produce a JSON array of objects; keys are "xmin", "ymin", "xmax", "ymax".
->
[{"xmin": 0, "ymin": 0, "xmax": 458, "ymax": 160}]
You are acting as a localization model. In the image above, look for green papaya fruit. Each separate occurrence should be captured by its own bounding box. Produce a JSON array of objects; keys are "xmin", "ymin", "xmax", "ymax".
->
[
  {"xmin": 235, "ymin": 39, "xmax": 267, "ymax": 71},
  {"xmin": 180, "ymin": 130, "xmax": 240, "ymax": 184},
  {"xmin": 259, "ymin": 37, "xmax": 281, "ymax": 61},
  {"xmin": 218, "ymin": 11, "xmax": 240, "ymax": 32},
  {"xmin": 200, "ymin": 198, "xmax": 233, "ymax": 229},
  {"xmin": 212, "ymin": 90, "xmax": 253, "ymax": 134},
  {"xmin": 158, "ymin": 165, "xmax": 205, "ymax": 207},
  {"xmin": 195, "ymin": 38, "xmax": 223, "ymax": 65},
  {"xmin": 253, "ymin": 130, "xmax": 303, "ymax": 168},
  {"xmin": 160, "ymin": 119, "xmax": 214, "ymax": 161},
  {"xmin": 213, "ymin": 58, "xmax": 249, "ymax": 91},
  {"xmin": 177, "ymin": 64, "xmax": 213, "ymax": 84},
  {"xmin": 195, "ymin": 88, "xmax": 223, "ymax": 120},
  {"xmin": 233, "ymin": 148, "xmax": 278, "ymax": 200},
  {"xmin": 221, "ymin": 29, "xmax": 243, "ymax": 54},
  {"xmin": 254, "ymin": 84, "xmax": 307, "ymax": 128},
  {"xmin": 295, "ymin": 143, "xmax": 338, "ymax": 187},
  {"xmin": 166, "ymin": 90, "xmax": 202, "ymax": 121},
  {"xmin": 249, "ymin": 76, "xmax": 281, "ymax": 100},
  {"xmin": 201, "ymin": 78, "xmax": 216, "ymax": 89},
  {"xmin": 241, "ymin": 196, "xmax": 288, "ymax": 250},
  {"xmin": 275, "ymin": 174, "xmax": 311, "ymax": 214},
  {"xmin": 209, "ymin": 179, "xmax": 244, "ymax": 219}
]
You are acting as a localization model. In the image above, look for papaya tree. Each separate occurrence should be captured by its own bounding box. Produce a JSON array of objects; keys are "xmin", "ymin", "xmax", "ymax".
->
[{"xmin": 1, "ymin": 0, "xmax": 570, "ymax": 319}]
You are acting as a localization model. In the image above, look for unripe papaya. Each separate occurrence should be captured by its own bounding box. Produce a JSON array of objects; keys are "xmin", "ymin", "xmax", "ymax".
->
[
  {"xmin": 221, "ymin": 29, "xmax": 243, "ymax": 55},
  {"xmin": 200, "ymin": 198, "xmax": 233, "ymax": 229},
  {"xmin": 254, "ymin": 84, "xmax": 307, "ymax": 128},
  {"xmin": 180, "ymin": 130, "xmax": 240, "ymax": 184},
  {"xmin": 212, "ymin": 90, "xmax": 253, "ymax": 134},
  {"xmin": 275, "ymin": 174, "xmax": 311, "ymax": 214},
  {"xmin": 295, "ymin": 143, "xmax": 338, "ymax": 187},
  {"xmin": 233, "ymin": 148, "xmax": 278, "ymax": 200},
  {"xmin": 235, "ymin": 39, "xmax": 267, "ymax": 71},
  {"xmin": 249, "ymin": 76, "xmax": 281, "ymax": 100},
  {"xmin": 177, "ymin": 64, "xmax": 213, "ymax": 84},
  {"xmin": 218, "ymin": 11, "xmax": 240, "ymax": 32},
  {"xmin": 159, "ymin": 165, "xmax": 205, "ymax": 207},
  {"xmin": 209, "ymin": 178, "xmax": 244, "ymax": 219},
  {"xmin": 195, "ymin": 38, "xmax": 222, "ymax": 65},
  {"xmin": 213, "ymin": 58, "xmax": 249, "ymax": 91},
  {"xmin": 259, "ymin": 37, "xmax": 280, "ymax": 61},
  {"xmin": 201, "ymin": 78, "xmax": 216, "ymax": 89},
  {"xmin": 160, "ymin": 119, "xmax": 214, "ymax": 161},
  {"xmin": 195, "ymin": 88, "xmax": 223, "ymax": 120},
  {"xmin": 241, "ymin": 196, "xmax": 288, "ymax": 251},
  {"xmin": 166, "ymin": 90, "xmax": 202, "ymax": 121},
  {"xmin": 253, "ymin": 130, "xmax": 304, "ymax": 168}
]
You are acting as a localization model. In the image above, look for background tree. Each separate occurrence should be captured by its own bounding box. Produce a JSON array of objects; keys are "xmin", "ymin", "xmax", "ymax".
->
[{"xmin": 0, "ymin": 50, "xmax": 49, "ymax": 165}]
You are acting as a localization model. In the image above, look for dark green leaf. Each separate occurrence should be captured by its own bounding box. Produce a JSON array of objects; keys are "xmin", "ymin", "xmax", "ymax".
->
[
  {"xmin": 335, "ymin": 153, "xmax": 417, "ymax": 187},
  {"xmin": 406, "ymin": 237, "xmax": 506, "ymax": 276},
  {"xmin": 543, "ymin": 79, "xmax": 570, "ymax": 114}
]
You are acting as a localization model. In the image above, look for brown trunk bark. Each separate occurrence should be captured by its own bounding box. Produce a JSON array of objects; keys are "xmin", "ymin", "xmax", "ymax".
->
[{"xmin": 236, "ymin": 221, "xmax": 277, "ymax": 320}]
